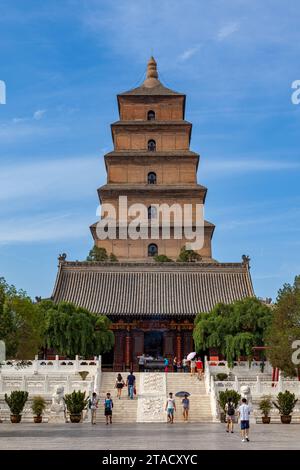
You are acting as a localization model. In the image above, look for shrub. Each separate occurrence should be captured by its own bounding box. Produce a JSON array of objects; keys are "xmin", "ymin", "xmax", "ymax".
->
[
  {"xmin": 154, "ymin": 255, "xmax": 172, "ymax": 262},
  {"xmin": 216, "ymin": 373, "xmax": 228, "ymax": 381},
  {"xmin": 64, "ymin": 390, "xmax": 89, "ymax": 415},
  {"xmin": 5, "ymin": 391, "xmax": 28, "ymax": 415},
  {"xmin": 258, "ymin": 395, "xmax": 272, "ymax": 417},
  {"xmin": 31, "ymin": 396, "xmax": 47, "ymax": 417},
  {"xmin": 273, "ymin": 390, "xmax": 298, "ymax": 416}
]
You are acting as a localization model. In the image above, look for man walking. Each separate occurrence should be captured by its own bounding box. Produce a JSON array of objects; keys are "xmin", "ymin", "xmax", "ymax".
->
[
  {"xmin": 238, "ymin": 398, "xmax": 251, "ymax": 442},
  {"xmin": 126, "ymin": 371, "xmax": 136, "ymax": 400},
  {"xmin": 165, "ymin": 392, "xmax": 176, "ymax": 424}
]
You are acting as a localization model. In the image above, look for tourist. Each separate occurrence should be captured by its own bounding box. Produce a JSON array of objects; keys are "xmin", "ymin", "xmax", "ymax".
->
[
  {"xmin": 182, "ymin": 356, "xmax": 188, "ymax": 373},
  {"xmin": 177, "ymin": 358, "xmax": 182, "ymax": 373},
  {"xmin": 225, "ymin": 397, "xmax": 235, "ymax": 433},
  {"xmin": 182, "ymin": 394, "xmax": 190, "ymax": 422},
  {"xmin": 190, "ymin": 358, "xmax": 196, "ymax": 376},
  {"xmin": 165, "ymin": 392, "xmax": 176, "ymax": 423},
  {"xmin": 115, "ymin": 373, "xmax": 125, "ymax": 399},
  {"xmin": 238, "ymin": 398, "xmax": 251, "ymax": 442},
  {"xmin": 126, "ymin": 370, "xmax": 136, "ymax": 400},
  {"xmin": 89, "ymin": 392, "xmax": 98, "ymax": 425},
  {"xmin": 104, "ymin": 392, "xmax": 113, "ymax": 425},
  {"xmin": 138, "ymin": 354, "xmax": 146, "ymax": 372},
  {"xmin": 173, "ymin": 356, "xmax": 177, "ymax": 372},
  {"xmin": 196, "ymin": 357, "xmax": 203, "ymax": 380},
  {"xmin": 164, "ymin": 357, "xmax": 169, "ymax": 373}
]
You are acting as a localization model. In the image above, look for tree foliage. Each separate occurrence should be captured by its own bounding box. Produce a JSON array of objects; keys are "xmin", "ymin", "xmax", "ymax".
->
[
  {"xmin": 193, "ymin": 297, "xmax": 272, "ymax": 367},
  {"xmin": 267, "ymin": 275, "xmax": 300, "ymax": 377},
  {"xmin": 39, "ymin": 300, "xmax": 114, "ymax": 357},
  {"xmin": 87, "ymin": 246, "xmax": 118, "ymax": 262},
  {"xmin": 0, "ymin": 278, "xmax": 43, "ymax": 359},
  {"xmin": 177, "ymin": 246, "xmax": 202, "ymax": 262}
]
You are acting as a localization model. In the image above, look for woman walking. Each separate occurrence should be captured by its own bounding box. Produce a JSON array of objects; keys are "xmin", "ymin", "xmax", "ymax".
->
[
  {"xmin": 115, "ymin": 373, "xmax": 125, "ymax": 399},
  {"xmin": 173, "ymin": 356, "xmax": 177, "ymax": 373},
  {"xmin": 182, "ymin": 394, "xmax": 190, "ymax": 422}
]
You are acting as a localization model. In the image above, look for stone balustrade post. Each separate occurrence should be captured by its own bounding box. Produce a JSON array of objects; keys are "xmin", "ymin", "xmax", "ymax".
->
[
  {"xmin": 55, "ymin": 355, "xmax": 59, "ymax": 370},
  {"xmin": 75, "ymin": 355, "xmax": 79, "ymax": 372},
  {"xmin": 278, "ymin": 373, "xmax": 283, "ymax": 392},
  {"xmin": 235, "ymin": 375, "xmax": 239, "ymax": 392},
  {"xmin": 33, "ymin": 355, "xmax": 39, "ymax": 374},
  {"xmin": 256, "ymin": 375, "xmax": 261, "ymax": 394}
]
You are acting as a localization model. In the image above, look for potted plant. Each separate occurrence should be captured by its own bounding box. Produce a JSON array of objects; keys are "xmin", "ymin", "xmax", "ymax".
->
[
  {"xmin": 273, "ymin": 390, "xmax": 298, "ymax": 424},
  {"xmin": 218, "ymin": 389, "xmax": 241, "ymax": 423},
  {"xmin": 64, "ymin": 390, "xmax": 89, "ymax": 423},
  {"xmin": 5, "ymin": 391, "xmax": 28, "ymax": 423},
  {"xmin": 31, "ymin": 396, "xmax": 47, "ymax": 423},
  {"xmin": 259, "ymin": 395, "xmax": 272, "ymax": 423}
]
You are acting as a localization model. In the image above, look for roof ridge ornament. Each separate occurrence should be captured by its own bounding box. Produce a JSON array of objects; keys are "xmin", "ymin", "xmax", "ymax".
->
[
  {"xmin": 143, "ymin": 56, "xmax": 161, "ymax": 88},
  {"xmin": 58, "ymin": 253, "xmax": 67, "ymax": 264},
  {"xmin": 242, "ymin": 254, "xmax": 250, "ymax": 267}
]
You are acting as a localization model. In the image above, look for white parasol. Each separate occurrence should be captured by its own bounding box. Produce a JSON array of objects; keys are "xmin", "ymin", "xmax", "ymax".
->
[{"xmin": 187, "ymin": 352, "xmax": 196, "ymax": 361}]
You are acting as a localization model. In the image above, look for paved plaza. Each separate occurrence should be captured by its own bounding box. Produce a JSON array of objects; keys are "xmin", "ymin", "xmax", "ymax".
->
[{"xmin": 0, "ymin": 422, "xmax": 300, "ymax": 450}]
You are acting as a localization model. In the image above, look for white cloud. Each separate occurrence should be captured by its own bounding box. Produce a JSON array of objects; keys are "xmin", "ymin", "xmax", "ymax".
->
[
  {"xmin": 0, "ymin": 155, "xmax": 104, "ymax": 203},
  {"xmin": 178, "ymin": 46, "xmax": 200, "ymax": 62},
  {"xmin": 0, "ymin": 213, "xmax": 88, "ymax": 244},
  {"xmin": 217, "ymin": 22, "xmax": 240, "ymax": 41},
  {"xmin": 202, "ymin": 158, "xmax": 300, "ymax": 176},
  {"xmin": 33, "ymin": 109, "xmax": 46, "ymax": 120}
]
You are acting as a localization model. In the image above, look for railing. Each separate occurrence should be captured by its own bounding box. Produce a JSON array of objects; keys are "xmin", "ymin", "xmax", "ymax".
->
[
  {"xmin": 0, "ymin": 355, "xmax": 102, "ymax": 396},
  {"xmin": 207, "ymin": 360, "xmax": 273, "ymax": 376},
  {"xmin": 213, "ymin": 375, "xmax": 300, "ymax": 396}
]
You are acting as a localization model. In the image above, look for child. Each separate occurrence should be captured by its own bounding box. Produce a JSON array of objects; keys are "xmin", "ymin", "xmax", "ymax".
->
[
  {"xmin": 104, "ymin": 392, "xmax": 113, "ymax": 425},
  {"xmin": 89, "ymin": 392, "xmax": 98, "ymax": 425}
]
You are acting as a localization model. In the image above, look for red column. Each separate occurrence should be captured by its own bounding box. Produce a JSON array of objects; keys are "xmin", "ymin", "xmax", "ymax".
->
[
  {"xmin": 125, "ymin": 331, "xmax": 131, "ymax": 370},
  {"xmin": 176, "ymin": 333, "xmax": 182, "ymax": 363}
]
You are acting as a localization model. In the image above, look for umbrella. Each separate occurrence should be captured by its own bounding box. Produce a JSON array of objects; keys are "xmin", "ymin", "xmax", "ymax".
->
[
  {"xmin": 175, "ymin": 391, "xmax": 191, "ymax": 397},
  {"xmin": 187, "ymin": 352, "xmax": 196, "ymax": 361}
]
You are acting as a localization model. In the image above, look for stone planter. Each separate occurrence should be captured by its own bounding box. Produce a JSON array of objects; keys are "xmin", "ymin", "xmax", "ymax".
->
[
  {"xmin": 69, "ymin": 414, "xmax": 82, "ymax": 423},
  {"xmin": 33, "ymin": 416, "xmax": 42, "ymax": 423},
  {"xmin": 10, "ymin": 414, "xmax": 21, "ymax": 423},
  {"xmin": 281, "ymin": 415, "xmax": 292, "ymax": 424},
  {"xmin": 262, "ymin": 416, "xmax": 271, "ymax": 424}
]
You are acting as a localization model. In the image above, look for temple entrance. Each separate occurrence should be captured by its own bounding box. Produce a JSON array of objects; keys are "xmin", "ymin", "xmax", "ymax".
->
[{"xmin": 144, "ymin": 331, "xmax": 163, "ymax": 358}]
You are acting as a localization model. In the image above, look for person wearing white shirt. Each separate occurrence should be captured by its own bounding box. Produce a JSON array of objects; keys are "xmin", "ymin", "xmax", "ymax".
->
[{"xmin": 238, "ymin": 398, "xmax": 251, "ymax": 442}]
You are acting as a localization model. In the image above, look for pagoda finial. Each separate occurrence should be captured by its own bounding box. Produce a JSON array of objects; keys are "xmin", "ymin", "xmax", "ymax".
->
[{"xmin": 143, "ymin": 56, "xmax": 160, "ymax": 88}]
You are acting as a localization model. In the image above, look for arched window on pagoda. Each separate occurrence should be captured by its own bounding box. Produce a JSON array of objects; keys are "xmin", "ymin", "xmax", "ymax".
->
[
  {"xmin": 147, "ymin": 172, "xmax": 157, "ymax": 184},
  {"xmin": 147, "ymin": 110, "xmax": 155, "ymax": 121},
  {"xmin": 148, "ymin": 243, "xmax": 158, "ymax": 257},
  {"xmin": 148, "ymin": 205, "xmax": 157, "ymax": 219},
  {"xmin": 148, "ymin": 139, "xmax": 156, "ymax": 151}
]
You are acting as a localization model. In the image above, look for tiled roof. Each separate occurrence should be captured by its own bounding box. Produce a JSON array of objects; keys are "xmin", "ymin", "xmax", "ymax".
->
[
  {"xmin": 119, "ymin": 82, "xmax": 184, "ymax": 97},
  {"xmin": 52, "ymin": 261, "xmax": 254, "ymax": 317}
]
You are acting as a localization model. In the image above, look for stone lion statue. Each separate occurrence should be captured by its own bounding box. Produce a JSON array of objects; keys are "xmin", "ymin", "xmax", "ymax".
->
[
  {"xmin": 240, "ymin": 385, "xmax": 252, "ymax": 406},
  {"xmin": 51, "ymin": 386, "xmax": 66, "ymax": 413}
]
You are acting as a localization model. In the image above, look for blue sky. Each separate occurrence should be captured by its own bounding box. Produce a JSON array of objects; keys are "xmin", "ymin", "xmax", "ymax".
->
[{"xmin": 0, "ymin": 0, "xmax": 299, "ymax": 301}]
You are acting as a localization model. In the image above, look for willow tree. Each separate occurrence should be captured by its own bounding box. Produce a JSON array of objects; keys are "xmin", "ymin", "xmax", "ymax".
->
[
  {"xmin": 0, "ymin": 277, "xmax": 43, "ymax": 359},
  {"xmin": 193, "ymin": 297, "xmax": 272, "ymax": 367},
  {"xmin": 267, "ymin": 276, "xmax": 300, "ymax": 377},
  {"xmin": 38, "ymin": 300, "xmax": 114, "ymax": 357}
]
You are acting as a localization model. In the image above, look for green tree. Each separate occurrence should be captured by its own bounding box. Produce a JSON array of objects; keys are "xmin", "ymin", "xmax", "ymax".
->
[
  {"xmin": 193, "ymin": 297, "xmax": 272, "ymax": 367},
  {"xmin": 39, "ymin": 300, "xmax": 114, "ymax": 357},
  {"xmin": 267, "ymin": 276, "xmax": 300, "ymax": 377},
  {"xmin": 87, "ymin": 246, "xmax": 118, "ymax": 262},
  {"xmin": 0, "ymin": 278, "xmax": 42, "ymax": 359},
  {"xmin": 177, "ymin": 246, "xmax": 202, "ymax": 262}
]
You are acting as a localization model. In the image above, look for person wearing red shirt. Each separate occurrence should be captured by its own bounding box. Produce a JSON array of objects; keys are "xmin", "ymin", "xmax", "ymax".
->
[{"xmin": 196, "ymin": 358, "xmax": 203, "ymax": 380}]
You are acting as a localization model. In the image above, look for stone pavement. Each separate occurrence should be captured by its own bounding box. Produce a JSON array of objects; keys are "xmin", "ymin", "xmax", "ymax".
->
[{"xmin": 0, "ymin": 423, "xmax": 300, "ymax": 450}]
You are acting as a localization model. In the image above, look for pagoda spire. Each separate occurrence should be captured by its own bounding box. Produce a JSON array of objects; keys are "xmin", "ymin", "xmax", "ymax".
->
[{"xmin": 143, "ymin": 56, "xmax": 160, "ymax": 88}]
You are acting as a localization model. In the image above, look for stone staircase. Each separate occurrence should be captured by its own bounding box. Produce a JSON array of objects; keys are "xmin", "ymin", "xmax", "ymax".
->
[
  {"xmin": 166, "ymin": 373, "xmax": 213, "ymax": 422},
  {"xmin": 96, "ymin": 372, "xmax": 140, "ymax": 423},
  {"xmin": 96, "ymin": 371, "xmax": 213, "ymax": 423}
]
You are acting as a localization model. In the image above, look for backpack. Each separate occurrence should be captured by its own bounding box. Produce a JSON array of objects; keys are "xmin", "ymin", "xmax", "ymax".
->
[{"xmin": 227, "ymin": 402, "xmax": 235, "ymax": 416}]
